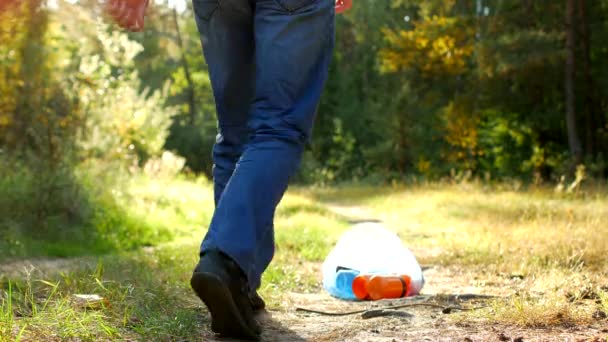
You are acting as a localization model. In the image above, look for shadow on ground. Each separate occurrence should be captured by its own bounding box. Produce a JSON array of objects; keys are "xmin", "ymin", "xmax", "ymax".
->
[{"xmin": 200, "ymin": 310, "xmax": 307, "ymax": 342}]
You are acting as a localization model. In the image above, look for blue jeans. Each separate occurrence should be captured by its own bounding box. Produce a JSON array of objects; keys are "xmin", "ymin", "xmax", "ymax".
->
[{"xmin": 192, "ymin": 0, "xmax": 335, "ymax": 290}]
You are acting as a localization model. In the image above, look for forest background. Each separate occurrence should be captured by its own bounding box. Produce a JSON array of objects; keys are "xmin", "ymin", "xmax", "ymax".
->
[{"xmin": 1, "ymin": 0, "xmax": 607, "ymax": 256}]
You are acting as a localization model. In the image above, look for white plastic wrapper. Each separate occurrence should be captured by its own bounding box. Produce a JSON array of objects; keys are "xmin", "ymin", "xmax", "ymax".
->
[{"xmin": 322, "ymin": 222, "xmax": 425, "ymax": 298}]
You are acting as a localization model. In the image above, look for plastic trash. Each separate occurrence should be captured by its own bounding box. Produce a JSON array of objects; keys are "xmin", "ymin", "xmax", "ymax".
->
[
  {"xmin": 331, "ymin": 269, "xmax": 361, "ymax": 300},
  {"xmin": 322, "ymin": 222, "xmax": 424, "ymax": 300},
  {"xmin": 353, "ymin": 274, "xmax": 411, "ymax": 300}
]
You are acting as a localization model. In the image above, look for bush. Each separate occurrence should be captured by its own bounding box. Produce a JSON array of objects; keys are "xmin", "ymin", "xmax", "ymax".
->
[
  {"xmin": 0, "ymin": 154, "xmax": 174, "ymax": 259},
  {"xmin": 0, "ymin": 11, "xmax": 177, "ymax": 259}
]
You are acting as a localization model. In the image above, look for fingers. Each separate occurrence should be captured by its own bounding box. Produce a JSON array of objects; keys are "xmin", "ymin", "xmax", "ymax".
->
[
  {"xmin": 105, "ymin": 0, "xmax": 147, "ymax": 32},
  {"xmin": 106, "ymin": 0, "xmax": 124, "ymax": 18},
  {"xmin": 118, "ymin": 7, "xmax": 134, "ymax": 27},
  {"xmin": 130, "ymin": 0, "xmax": 147, "ymax": 31},
  {"xmin": 335, "ymin": 0, "xmax": 352, "ymax": 13}
]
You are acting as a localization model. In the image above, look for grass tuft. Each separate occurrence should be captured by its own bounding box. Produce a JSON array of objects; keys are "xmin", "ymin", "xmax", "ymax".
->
[
  {"xmin": 482, "ymin": 293, "xmax": 593, "ymax": 328},
  {"xmin": 599, "ymin": 290, "xmax": 608, "ymax": 316}
]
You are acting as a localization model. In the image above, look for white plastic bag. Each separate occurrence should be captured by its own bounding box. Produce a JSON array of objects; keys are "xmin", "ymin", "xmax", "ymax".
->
[{"xmin": 322, "ymin": 222, "xmax": 424, "ymax": 299}]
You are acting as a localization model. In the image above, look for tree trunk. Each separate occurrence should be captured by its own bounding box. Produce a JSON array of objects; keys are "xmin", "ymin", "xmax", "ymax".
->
[
  {"xmin": 577, "ymin": 0, "xmax": 594, "ymax": 156},
  {"xmin": 172, "ymin": 8, "xmax": 196, "ymax": 125},
  {"xmin": 14, "ymin": 0, "xmax": 47, "ymax": 153},
  {"xmin": 565, "ymin": 0, "xmax": 583, "ymax": 166}
]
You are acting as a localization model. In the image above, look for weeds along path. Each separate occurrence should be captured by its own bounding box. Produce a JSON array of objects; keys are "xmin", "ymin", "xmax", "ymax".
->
[
  {"xmin": 253, "ymin": 197, "xmax": 608, "ymax": 341},
  {"xmin": 2, "ymin": 257, "xmax": 606, "ymax": 341},
  {"xmin": 2, "ymin": 185, "xmax": 608, "ymax": 341}
]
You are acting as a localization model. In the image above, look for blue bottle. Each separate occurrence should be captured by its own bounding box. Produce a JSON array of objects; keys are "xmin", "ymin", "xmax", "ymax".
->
[{"xmin": 325, "ymin": 269, "xmax": 360, "ymax": 300}]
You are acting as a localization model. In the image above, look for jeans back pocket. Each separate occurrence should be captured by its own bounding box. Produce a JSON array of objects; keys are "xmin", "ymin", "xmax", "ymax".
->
[
  {"xmin": 273, "ymin": 0, "xmax": 318, "ymax": 13},
  {"xmin": 192, "ymin": 0, "xmax": 220, "ymax": 21}
]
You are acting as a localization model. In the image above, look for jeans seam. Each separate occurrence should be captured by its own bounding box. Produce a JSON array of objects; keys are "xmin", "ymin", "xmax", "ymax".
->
[
  {"xmin": 272, "ymin": 0, "xmax": 320, "ymax": 14},
  {"xmin": 194, "ymin": 0, "xmax": 222, "ymax": 21}
]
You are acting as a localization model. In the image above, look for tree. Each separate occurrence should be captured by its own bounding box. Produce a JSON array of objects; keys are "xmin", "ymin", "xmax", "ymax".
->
[{"xmin": 565, "ymin": 0, "xmax": 583, "ymax": 166}]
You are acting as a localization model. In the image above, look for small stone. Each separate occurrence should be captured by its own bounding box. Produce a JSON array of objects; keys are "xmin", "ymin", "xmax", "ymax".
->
[
  {"xmin": 592, "ymin": 310, "xmax": 607, "ymax": 320},
  {"xmin": 72, "ymin": 294, "xmax": 109, "ymax": 310},
  {"xmin": 497, "ymin": 333, "xmax": 509, "ymax": 341}
]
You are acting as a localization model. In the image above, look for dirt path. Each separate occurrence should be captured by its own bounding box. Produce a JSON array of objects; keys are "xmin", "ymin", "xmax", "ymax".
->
[
  {"xmin": 2, "ymin": 256, "xmax": 607, "ymax": 341},
  {"xmin": 195, "ymin": 278, "xmax": 608, "ymax": 342},
  {"xmin": 2, "ymin": 204, "xmax": 607, "ymax": 341},
  {"xmin": 0, "ymin": 257, "xmax": 96, "ymax": 279},
  {"xmin": 194, "ymin": 263, "xmax": 607, "ymax": 341},
  {"xmin": 241, "ymin": 205, "xmax": 608, "ymax": 342}
]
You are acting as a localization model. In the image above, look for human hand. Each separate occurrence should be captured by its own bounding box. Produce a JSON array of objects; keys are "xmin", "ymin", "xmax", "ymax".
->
[
  {"xmin": 0, "ymin": 0, "xmax": 18, "ymax": 13},
  {"xmin": 335, "ymin": 0, "xmax": 352, "ymax": 13},
  {"xmin": 105, "ymin": 0, "xmax": 149, "ymax": 32}
]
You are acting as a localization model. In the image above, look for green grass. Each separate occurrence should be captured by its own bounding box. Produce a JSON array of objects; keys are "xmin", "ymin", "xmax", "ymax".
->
[
  {"xmin": 0, "ymin": 171, "xmax": 215, "ymax": 259},
  {"xmin": 0, "ymin": 176, "xmax": 348, "ymax": 340},
  {"xmin": 1, "ymin": 246, "xmax": 205, "ymax": 341},
  {"xmin": 1, "ymin": 179, "xmax": 608, "ymax": 340}
]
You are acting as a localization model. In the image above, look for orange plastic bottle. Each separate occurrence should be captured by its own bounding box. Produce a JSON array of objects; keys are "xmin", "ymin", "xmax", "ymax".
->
[
  {"xmin": 352, "ymin": 275, "xmax": 371, "ymax": 300},
  {"xmin": 352, "ymin": 274, "xmax": 411, "ymax": 300}
]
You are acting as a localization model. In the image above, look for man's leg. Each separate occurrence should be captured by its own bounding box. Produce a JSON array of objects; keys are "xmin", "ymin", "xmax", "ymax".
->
[
  {"xmin": 191, "ymin": 0, "xmax": 255, "ymax": 206},
  {"xmin": 190, "ymin": 0, "xmax": 261, "ymax": 340},
  {"xmin": 192, "ymin": 1, "xmax": 270, "ymax": 307},
  {"xmin": 201, "ymin": 0, "xmax": 335, "ymax": 291}
]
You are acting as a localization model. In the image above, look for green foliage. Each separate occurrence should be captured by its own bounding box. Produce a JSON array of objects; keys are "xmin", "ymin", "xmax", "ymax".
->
[
  {"xmin": 477, "ymin": 110, "xmax": 534, "ymax": 177},
  {"xmin": 72, "ymin": 27, "xmax": 177, "ymax": 166},
  {"xmin": 164, "ymin": 114, "xmax": 216, "ymax": 175},
  {"xmin": 0, "ymin": 2, "xmax": 177, "ymax": 258},
  {"xmin": 302, "ymin": 118, "xmax": 359, "ymax": 184},
  {"xmin": 2, "ymin": 0, "xmax": 608, "ymax": 260},
  {"xmin": 132, "ymin": 4, "xmax": 218, "ymax": 175},
  {"xmin": 306, "ymin": 0, "xmax": 607, "ymax": 183},
  {"xmin": 0, "ymin": 157, "xmax": 175, "ymax": 259}
]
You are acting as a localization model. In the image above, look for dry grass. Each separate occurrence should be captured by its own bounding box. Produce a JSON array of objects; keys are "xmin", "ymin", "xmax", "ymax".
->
[
  {"xmin": 294, "ymin": 181, "xmax": 608, "ymax": 328},
  {"xmin": 299, "ymin": 182, "xmax": 608, "ymax": 272},
  {"xmin": 485, "ymin": 293, "xmax": 592, "ymax": 327},
  {"xmin": 1, "ymin": 180, "xmax": 608, "ymax": 340}
]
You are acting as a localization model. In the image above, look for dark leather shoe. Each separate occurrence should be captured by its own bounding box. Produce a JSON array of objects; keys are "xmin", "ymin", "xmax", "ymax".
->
[
  {"xmin": 250, "ymin": 291, "xmax": 266, "ymax": 312},
  {"xmin": 190, "ymin": 250, "xmax": 261, "ymax": 340}
]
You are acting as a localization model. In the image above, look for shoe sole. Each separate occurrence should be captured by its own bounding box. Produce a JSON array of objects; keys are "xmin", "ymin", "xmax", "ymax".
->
[{"xmin": 191, "ymin": 272, "xmax": 260, "ymax": 341}]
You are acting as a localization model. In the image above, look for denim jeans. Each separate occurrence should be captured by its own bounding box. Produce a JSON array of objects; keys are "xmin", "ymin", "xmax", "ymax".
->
[{"xmin": 192, "ymin": 0, "xmax": 335, "ymax": 290}]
